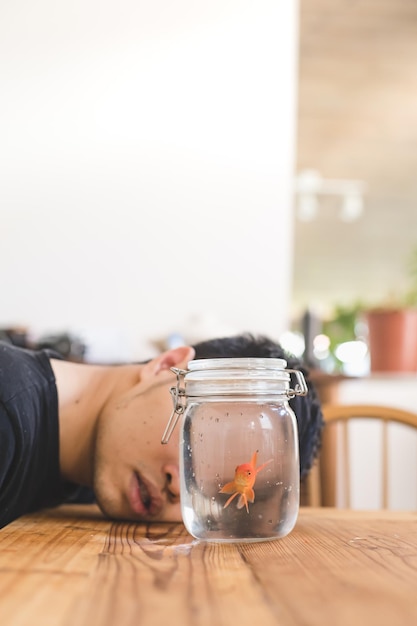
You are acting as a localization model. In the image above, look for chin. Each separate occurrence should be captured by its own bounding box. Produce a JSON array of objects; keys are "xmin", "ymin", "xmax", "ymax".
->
[
  {"xmin": 92, "ymin": 477, "xmax": 126, "ymax": 521},
  {"xmin": 94, "ymin": 494, "xmax": 123, "ymax": 521}
]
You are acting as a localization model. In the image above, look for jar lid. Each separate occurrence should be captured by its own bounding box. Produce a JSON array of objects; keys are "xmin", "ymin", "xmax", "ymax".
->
[
  {"xmin": 187, "ymin": 357, "xmax": 288, "ymax": 371},
  {"xmin": 183, "ymin": 357, "xmax": 291, "ymax": 393}
]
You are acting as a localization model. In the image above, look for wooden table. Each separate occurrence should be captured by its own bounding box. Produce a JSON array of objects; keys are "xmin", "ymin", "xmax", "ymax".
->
[{"xmin": 0, "ymin": 506, "xmax": 416, "ymax": 626}]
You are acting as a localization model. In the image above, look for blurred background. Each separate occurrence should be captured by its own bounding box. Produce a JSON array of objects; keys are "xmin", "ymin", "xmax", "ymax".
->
[
  {"xmin": 291, "ymin": 0, "xmax": 417, "ymax": 378},
  {"xmin": 2, "ymin": 0, "xmax": 417, "ymax": 509},
  {"xmin": 1, "ymin": 0, "xmax": 417, "ymax": 375}
]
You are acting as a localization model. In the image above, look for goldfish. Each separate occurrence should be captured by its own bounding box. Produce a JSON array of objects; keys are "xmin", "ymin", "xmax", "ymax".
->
[{"xmin": 219, "ymin": 450, "xmax": 273, "ymax": 513}]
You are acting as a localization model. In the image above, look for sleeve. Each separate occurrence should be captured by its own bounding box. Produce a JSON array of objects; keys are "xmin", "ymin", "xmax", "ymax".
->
[{"xmin": 0, "ymin": 403, "xmax": 16, "ymax": 492}]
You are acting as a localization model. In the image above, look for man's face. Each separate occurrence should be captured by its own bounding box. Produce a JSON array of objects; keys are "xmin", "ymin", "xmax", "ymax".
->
[{"xmin": 92, "ymin": 348, "xmax": 193, "ymax": 523}]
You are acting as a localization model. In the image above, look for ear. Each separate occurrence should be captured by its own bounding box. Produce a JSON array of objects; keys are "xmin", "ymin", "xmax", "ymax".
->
[{"xmin": 141, "ymin": 345, "xmax": 195, "ymax": 380}]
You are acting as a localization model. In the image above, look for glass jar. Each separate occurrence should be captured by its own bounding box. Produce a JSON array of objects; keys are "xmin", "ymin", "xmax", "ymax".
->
[{"xmin": 162, "ymin": 357, "xmax": 307, "ymax": 543}]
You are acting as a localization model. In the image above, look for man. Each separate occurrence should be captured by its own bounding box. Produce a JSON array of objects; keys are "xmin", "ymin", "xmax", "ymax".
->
[{"xmin": 0, "ymin": 333, "xmax": 322, "ymax": 529}]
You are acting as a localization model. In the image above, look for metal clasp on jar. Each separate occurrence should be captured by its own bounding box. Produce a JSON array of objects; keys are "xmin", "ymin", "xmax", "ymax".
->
[
  {"xmin": 286, "ymin": 368, "xmax": 308, "ymax": 398},
  {"xmin": 161, "ymin": 367, "xmax": 188, "ymax": 444}
]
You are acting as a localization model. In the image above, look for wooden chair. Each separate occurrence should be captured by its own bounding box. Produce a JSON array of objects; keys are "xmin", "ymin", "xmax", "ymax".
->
[{"xmin": 304, "ymin": 404, "xmax": 417, "ymax": 509}]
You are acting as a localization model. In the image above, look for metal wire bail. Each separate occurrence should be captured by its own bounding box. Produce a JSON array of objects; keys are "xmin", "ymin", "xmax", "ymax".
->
[
  {"xmin": 286, "ymin": 368, "xmax": 308, "ymax": 398},
  {"xmin": 161, "ymin": 367, "xmax": 188, "ymax": 444}
]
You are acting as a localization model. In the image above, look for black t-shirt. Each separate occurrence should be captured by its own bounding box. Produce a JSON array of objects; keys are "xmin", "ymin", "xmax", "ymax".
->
[{"xmin": 0, "ymin": 341, "xmax": 76, "ymax": 528}]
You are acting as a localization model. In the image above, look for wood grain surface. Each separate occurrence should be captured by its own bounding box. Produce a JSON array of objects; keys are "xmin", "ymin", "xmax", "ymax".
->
[{"xmin": 0, "ymin": 506, "xmax": 416, "ymax": 626}]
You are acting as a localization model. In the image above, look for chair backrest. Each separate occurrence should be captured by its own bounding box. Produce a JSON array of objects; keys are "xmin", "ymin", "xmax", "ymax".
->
[{"xmin": 304, "ymin": 404, "xmax": 417, "ymax": 509}]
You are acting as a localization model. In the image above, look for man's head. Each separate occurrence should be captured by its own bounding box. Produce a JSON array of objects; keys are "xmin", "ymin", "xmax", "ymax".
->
[{"xmin": 91, "ymin": 333, "xmax": 323, "ymax": 524}]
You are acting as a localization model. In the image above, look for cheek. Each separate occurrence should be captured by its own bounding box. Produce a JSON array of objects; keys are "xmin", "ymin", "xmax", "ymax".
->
[
  {"xmin": 96, "ymin": 404, "xmax": 145, "ymax": 463},
  {"xmin": 146, "ymin": 399, "xmax": 177, "ymax": 446},
  {"xmin": 145, "ymin": 411, "xmax": 181, "ymax": 464},
  {"xmin": 99, "ymin": 387, "xmax": 176, "ymax": 462}
]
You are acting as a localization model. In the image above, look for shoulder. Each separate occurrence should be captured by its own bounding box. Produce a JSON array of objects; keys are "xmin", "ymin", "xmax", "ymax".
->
[
  {"xmin": 0, "ymin": 402, "xmax": 16, "ymax": 485},
  {"xmin": 0, "ymin": 341, "xmax": 57, "ymax": 402},
  {"xmin": 0, "ymin": 342, "xmax": 61, "ymax": 527}
]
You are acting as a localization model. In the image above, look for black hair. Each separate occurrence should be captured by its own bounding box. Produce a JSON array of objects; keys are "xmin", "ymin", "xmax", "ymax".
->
[{"xmin": 192, "ymin": 332, "xmax": 323, "ymax": 479}]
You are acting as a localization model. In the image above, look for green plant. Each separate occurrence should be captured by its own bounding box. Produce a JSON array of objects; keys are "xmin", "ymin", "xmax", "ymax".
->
[
  {"xmin": 322, "ymin": 302, "xmax": 365, "ymax": 371},
  {"xmin": 322, "ymin": 303, "xmax": 362, "ymax": 346}
]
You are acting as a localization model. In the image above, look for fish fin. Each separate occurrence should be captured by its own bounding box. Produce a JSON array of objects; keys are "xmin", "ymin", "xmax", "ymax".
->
[
  {"xmin": 250, "ymin": 450, "xmax": 258, "ymax": 468},
  {"xmin": 223, "ymin": 491, "xmax": 239, "ymax": 509},
  {"xmin": 237, "ymin": 494, "xmax": 249, "ymax": 513},
  {"xmin": 256, "ymin": 458, "xmax": 273, "ymax": 474},
  {"xmin": 246, "ymin": 488, "xmax": 255, "ymax": 503},
  {"xmin": 219, "ymin": 481, "xmax": 237, "ymax": 494}
]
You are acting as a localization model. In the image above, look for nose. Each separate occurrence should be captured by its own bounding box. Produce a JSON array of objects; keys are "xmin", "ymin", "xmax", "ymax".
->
[{"xmin": 163, "ymin": 464, "xmax": 181, "ymax": 503}]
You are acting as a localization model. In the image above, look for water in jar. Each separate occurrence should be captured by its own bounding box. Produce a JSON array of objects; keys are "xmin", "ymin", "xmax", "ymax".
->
[{"xmin": 180, "ymin": 398, "xmax": 299, "ymax": 542}]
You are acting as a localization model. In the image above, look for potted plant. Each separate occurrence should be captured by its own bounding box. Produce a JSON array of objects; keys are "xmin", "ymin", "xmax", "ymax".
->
[{"xmin": 364, "ymin": 245, "xmax": 417, "ymax": 373}]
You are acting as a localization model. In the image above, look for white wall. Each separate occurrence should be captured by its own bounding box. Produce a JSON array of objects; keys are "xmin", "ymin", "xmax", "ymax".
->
[{"xmin": 0, "ymin": 1, "xmax": 299, "ymax": 361}]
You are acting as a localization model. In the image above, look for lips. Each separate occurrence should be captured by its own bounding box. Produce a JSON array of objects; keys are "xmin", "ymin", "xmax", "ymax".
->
[{"xmin": 129, "ymin": 472, "xmax": 163, "ymax": 518}]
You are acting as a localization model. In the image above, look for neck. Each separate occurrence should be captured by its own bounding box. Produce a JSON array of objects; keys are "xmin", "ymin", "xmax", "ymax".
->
[{"xmin": 51, "ymin": 359, "xmax": 140, "ymax": 486}]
